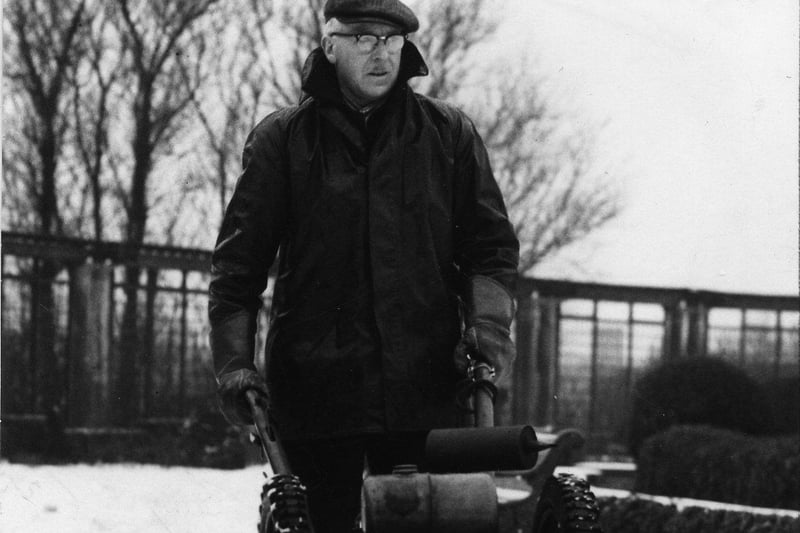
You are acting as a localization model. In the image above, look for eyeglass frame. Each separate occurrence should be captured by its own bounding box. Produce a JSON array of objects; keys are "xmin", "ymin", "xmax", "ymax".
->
[{"xmin": 328, "ymin": 32, "xmax": 408, "ymax": 53}]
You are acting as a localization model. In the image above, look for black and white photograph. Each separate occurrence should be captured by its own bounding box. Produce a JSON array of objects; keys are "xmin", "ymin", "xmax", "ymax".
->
[{"xmin": 2, "ymin": 0, "xmax": 798, "ymax": 531}]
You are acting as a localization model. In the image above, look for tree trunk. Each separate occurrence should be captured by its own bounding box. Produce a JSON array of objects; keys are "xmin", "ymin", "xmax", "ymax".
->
[{"xmin": 115, "ymin": 94, "xmax": 152, "ymax": 425}]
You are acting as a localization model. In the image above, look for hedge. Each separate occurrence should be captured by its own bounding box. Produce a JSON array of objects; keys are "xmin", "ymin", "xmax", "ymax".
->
[
  {"xmin": 598, "ymin": 496, "xmax": 800, "ymax": 533},
  {"xmin": 7, "ymin": 400, "xmax": 253, "ymax": 468},
  {"xmin": 636, "ymin": 425, "xmax": 800, "ymax": 510},
  {"xmin": 762, "ymin": 375, "xmax": 800, "ymax": 435},
  {"xmin": 61, "ymin": 417, "xmax": 250, "ymax": 468},
  {"xmin": 628, "ymin": 356, "xmax": 771, "ymax": 456}
]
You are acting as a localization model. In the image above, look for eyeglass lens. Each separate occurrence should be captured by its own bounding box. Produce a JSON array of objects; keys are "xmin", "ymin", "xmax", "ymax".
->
[
  {"xmin": 350, "ymin": 34, "xmax": 405, "ymax": 52},
  {"xmin": 330, "ymin": 32, "xmax": 406, "ymax": 53}
]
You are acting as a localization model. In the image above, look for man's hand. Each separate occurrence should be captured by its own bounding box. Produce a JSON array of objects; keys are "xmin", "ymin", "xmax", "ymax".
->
[
  {"xmin": 216, "ymin": 368, "xmax": 270, "ymax": 425},
  {"xmin": 454, "ymin": 275, "xmax": 517, "ymax": 381},
  {"xmin": 454, "ymin": 323, "xmax": 515, "ymax": 381}
]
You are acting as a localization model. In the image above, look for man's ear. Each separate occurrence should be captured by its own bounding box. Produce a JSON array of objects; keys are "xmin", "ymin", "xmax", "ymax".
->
[{"xmin": 322, "ymin": 36, "xmax": 337, "ymax": 64}]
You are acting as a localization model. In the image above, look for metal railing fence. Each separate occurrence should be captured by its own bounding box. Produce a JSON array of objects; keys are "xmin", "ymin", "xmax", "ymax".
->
[
  {"xmin": 2, "ymin": 232, "xmax": 797, "ymax": 453},
  {"xmin": 506, "ymin": 278, "xmax": 799, "ymax": 451}
]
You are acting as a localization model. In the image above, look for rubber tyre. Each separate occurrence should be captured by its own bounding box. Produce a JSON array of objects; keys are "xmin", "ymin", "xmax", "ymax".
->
[
  {"xmin": 257, "ymin": 474, "xmax": 316, "ymax": 533},
  {"xmin": 532, "ymin": 473, "xmax": 602, "ymax": 533},
  {"xmin": 258, "ymin": 480, "xmax": 274, "ymax": 533}
]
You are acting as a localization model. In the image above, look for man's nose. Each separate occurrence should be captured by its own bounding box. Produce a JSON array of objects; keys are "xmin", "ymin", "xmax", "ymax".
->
[{"xmin": 372, "ymin": 41, "xmax": 390, "ymax": 59}]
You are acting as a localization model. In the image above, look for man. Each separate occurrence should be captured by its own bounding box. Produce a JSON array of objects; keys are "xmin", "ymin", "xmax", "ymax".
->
[{"xmin": 209, "ymin": 0, "xmax": 519, "ymax": 530}]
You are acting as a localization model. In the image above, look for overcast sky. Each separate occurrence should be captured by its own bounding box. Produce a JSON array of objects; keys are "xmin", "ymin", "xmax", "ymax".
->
[{"xmin": 495, "ymin": 0, "xmax": 797, "ymax": 296}]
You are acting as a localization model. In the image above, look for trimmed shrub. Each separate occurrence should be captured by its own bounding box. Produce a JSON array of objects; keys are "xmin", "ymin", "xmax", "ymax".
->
[
  {"xmin": 171, "ymin": 408, "xmax": 250, "ymax": 469},
  {"xmin": 628, "ymin": 356, "xmax": 771, "ymax": 456},
  {"xmin": 636, "ymin": 425, "xmax": 800, "ymax": 510},
  {"xmin": 763, "ymin": 375, "xmax": 800, "ymax": 435},
  {"xmin": 60, "ymin": 401, "xmax": 251, "ymax": 468},
  {"xmin": 598, "ymin": 496, "xmax": 800, "ymax": 533}
]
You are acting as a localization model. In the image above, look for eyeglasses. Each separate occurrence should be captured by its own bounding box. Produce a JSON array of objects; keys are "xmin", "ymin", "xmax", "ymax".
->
[{"xmin": 329, "ymin": 32, "xmax": 407, "ymax": 54}]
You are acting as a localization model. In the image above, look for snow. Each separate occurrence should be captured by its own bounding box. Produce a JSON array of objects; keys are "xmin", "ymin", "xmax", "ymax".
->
[
  {"xmin": 572, "ymin": 461, "xmax": 637, "ymax": 472},
  {"xmin": 592, "ymin": 487, "xmax": 800, "ymax": 519},
  {"xmin": 3, "ymin": 461, "xmax": 798, "ymax": 532},
  {"xmin": 0, "ymin": 462, "xmax": 268, "ymax": 533}
]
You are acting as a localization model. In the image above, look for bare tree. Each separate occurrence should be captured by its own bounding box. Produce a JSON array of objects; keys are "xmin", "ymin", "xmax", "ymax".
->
[
  {"xmin": 467, "ymin": 65, "xmax": 619, "ymax": 271},
  {"xmin": 106, "ymin": 0, "xmax": 219, "ymax": 423},
  {"xmin": 2, "ymin": 98, "xmax": 41, "ymax": 231},
  {"xmin": 409, "ymin": 0, "xmax": 497, "ymax": 101},
  {"xmin": 255, "ymin": 0, "xmax": 326, "ymax": 108},
  {"xmin": 4, "ymin": 0, "xmax": 88, "ymax": 235},
  {"xmin": 3, "ymin": 0, "xmax": 90, "ymax": 415},
  {"xmin": 408, "ymin": 0, "xmax": 619, "ymax": 272},
  {"xmin": 188, "ymin": 0, "xmax": 275, "ymax": 222},
  {"xmin": 68, "ymin": 6, "xmax": 125, "ymax": 242},
  {"xmin": 110, "ymin": 0, "xmax": 217, "ymax": 246},
  {"xmin": 191, "ymin": 0, "xmax": 324, "ymax": 220}
]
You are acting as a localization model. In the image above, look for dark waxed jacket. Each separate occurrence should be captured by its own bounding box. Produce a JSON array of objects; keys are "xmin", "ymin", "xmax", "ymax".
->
[{"xmin": 209, "ymin": 42, "xmax": 519, "ymax": 440}]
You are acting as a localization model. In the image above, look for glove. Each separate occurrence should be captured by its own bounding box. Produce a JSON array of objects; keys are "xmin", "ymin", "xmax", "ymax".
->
[
  {"xmin": 216, "ymin": 368, "xmax": 270, "ymax": 425},
  {"xmin": 454, "ymin": 275, "xmax": 516, "ymax": 381}
]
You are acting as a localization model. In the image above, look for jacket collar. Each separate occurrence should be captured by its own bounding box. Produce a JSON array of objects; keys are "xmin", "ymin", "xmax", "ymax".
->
[{"xmin": 300, "ymin": 41, "xmax": 429, "ymax": 105}]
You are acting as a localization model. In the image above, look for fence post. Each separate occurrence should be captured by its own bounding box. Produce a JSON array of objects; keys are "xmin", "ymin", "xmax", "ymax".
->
[
  {"xmin": 179, "ymin": 270, "xmax": 189, "ymax": 415},
  {"xmin": 774, "ymin": 311, "xmax": 783, "ymax": 381},
  {"xmin": 510, "ymin": 291, "xmax": 536, "ymax": 426},
  {"xmin": 686, "ymin": 299, "xmax": 707, "ymax": 357},
  {"xmin": 142, "ymin": 268, "xmax": 158, "ymax": 418},
  {"xmin": 662, "ymin": 299, "xmax": 686, "ymax": 359},
  {"xmin": 536, "ymin": 297, "xmax": 559, "ymax": 427},
  {"xmin": 588, "ymin": 300, "xmax": 600, "ymax": 434},
  {"xmin": 67, "ymin": 262, "xmax": 113, "ymax": 426}
]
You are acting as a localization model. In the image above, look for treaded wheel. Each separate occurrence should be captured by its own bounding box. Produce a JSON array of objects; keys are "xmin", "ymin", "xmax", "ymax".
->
[
  {"xmin": 257, "ymin": 474, "xmax": 314, "ymax": 532},
  {"xmin": 532, "ymin": 473, "xmax": 602, "ymax": 532},
  {"xmin": 258, "ymin": 477, "xmax": 273, "ymax": 533}
]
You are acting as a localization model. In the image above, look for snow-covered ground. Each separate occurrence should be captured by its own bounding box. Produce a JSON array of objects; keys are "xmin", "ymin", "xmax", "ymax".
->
[
  {"xmin": 3, "ymin": 461, "xmax": 798, "ymax": 532},
  {"xmin": 0, "ymin": 462, "xmax": 268, "ymax": 533}
]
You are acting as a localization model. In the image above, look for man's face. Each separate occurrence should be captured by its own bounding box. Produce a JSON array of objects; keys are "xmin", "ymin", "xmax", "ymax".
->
[{"xmin": 323, "ymin": 21, "xmax": 404, "ymax": 107}]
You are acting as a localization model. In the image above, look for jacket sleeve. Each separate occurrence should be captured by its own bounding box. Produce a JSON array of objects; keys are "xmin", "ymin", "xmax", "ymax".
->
[
  {"xmin": 208, "ymin": 115, "xmax": 290, "ymax": 376},
  {"xmin": 452, "ymin": 111, "xmax": 520, "ymax": 293}
]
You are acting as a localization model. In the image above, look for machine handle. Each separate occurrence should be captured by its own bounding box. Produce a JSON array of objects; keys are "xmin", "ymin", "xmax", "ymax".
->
[
  {"xmin": 246, "ymin": 389, "xmax": 293, "ymax": 475},
  {"xmin": 469, "ymin": 360, "xmax": 496, "ymax": 428}
]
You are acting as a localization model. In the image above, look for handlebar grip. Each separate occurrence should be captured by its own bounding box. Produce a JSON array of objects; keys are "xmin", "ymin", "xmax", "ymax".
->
[
  {"xmin": 472, "ymin": 362, "xmax": 494, "ymax": 382},
  {"xmin": 246, "ymin": 389, "xmax": 293, "ymax": 475},
  {"xmin": 470, "ymin": 361, "xmax": 496, "ymax": 428}
]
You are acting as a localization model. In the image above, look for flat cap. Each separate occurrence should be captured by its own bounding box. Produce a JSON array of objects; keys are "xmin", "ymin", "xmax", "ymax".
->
[{"xmin": 324, "ymin": 0, "xmax": 419, "ymax": 33}]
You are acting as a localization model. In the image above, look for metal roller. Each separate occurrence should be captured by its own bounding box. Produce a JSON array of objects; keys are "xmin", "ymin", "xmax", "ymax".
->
[
  {"xmin": 361, "ymin": 470, "xmax": 498, "ymax": 533},
  {"xmin": 425, "ymin": 425, "xmax": 550, "ymax": 473}
]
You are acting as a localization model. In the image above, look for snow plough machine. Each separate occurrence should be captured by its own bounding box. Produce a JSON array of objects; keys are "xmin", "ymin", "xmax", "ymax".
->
[{"xmin": 247, "ymin": 361, "xmax": 602, "ymax": 532}]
